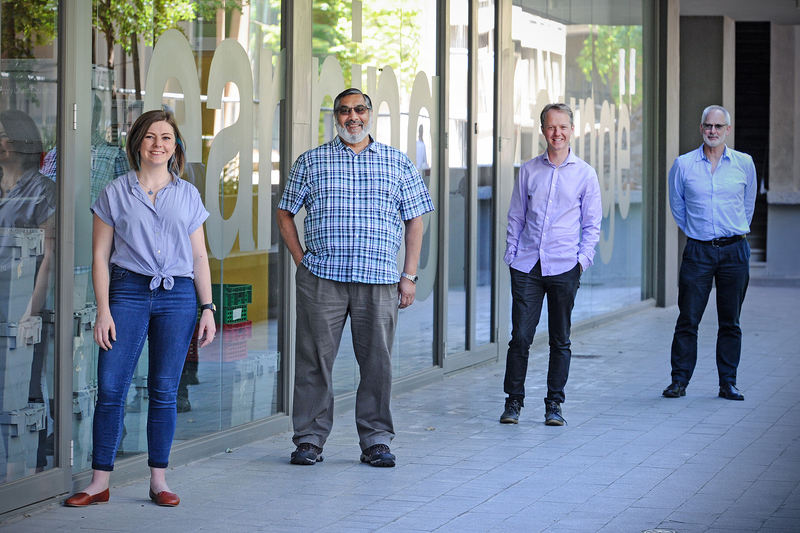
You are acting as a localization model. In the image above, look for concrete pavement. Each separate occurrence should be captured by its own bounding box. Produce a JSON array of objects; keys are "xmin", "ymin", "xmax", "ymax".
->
[{"xmin": 3, "ymin": 283, "xmax": 799, "ymax": 533}]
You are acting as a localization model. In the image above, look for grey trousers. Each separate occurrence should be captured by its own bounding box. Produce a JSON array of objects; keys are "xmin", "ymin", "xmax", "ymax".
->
[{"xmin": 292, "ymin": 265, "xmax": 397, "ymax": 451}]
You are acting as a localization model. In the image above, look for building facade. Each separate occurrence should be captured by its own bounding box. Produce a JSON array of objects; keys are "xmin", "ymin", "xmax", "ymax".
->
[{"xmin": 1, "ymin": 0, "xmax": 798, "ymax": 517}]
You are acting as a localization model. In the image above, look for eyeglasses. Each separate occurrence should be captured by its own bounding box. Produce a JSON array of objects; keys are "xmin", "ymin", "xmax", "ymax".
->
[
  {"xmin": 702, "ymin": 123, "xmax": 728, "ymax": 131},
  {"xmin": 336, "ymin": 105, "xmax": 370, "ymax": 115}
]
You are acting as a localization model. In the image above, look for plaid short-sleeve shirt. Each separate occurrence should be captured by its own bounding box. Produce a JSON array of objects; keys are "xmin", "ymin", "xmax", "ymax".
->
[{"xmin": 279, "ymin": 136, "xmax": 434, "ymax": 285}]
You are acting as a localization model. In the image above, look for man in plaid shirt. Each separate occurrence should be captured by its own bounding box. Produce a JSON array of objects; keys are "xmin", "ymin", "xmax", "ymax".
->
[{"xmin": 277, "ymin": 88, "xmax": 434, "ymax": 468}]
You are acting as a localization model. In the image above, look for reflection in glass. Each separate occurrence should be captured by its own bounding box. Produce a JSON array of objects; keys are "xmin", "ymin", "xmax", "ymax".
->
[
  {"xmin": 447, "ymin": 0, "xmax": 469, "ymax": 355},
  {"xmin": 0, "ymin": 111, "xmax": 56, "ymax": 483},
  {"xmin": 80, "ymin": 2, "xmax": 283, "ymax": 467},
  {"xmin": 475, "ymin": 0, "xmax": 495, "ymax": 347},
  {"xmin": 0, "ymin": 5, "xmax": 58, "ymax": 484}
]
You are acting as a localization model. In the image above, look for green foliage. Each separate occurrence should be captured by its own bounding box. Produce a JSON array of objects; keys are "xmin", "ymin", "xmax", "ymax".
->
[
  {"xmin": 1, "ymin": 0, "xmax": 58, "ymax": 59},
  {"xmin": 576, "ymin": 25, "xmax": 642, "ymax": 110},
  {"xmin": 312, "ymin": 0, "xmax": 424, "ymax": 93},
  {"xmin": 94, "ymin": 0, "xmax": 247, "ymax": 58},
  {"xmin": 250, "ymin": 0, "xmax": 281, "ymax": 56},
  {"xmin": 1, "ymin": 0, "xmax": 58, "ymax": 107}
]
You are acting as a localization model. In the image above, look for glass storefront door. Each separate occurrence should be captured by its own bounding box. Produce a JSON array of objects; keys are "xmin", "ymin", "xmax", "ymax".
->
[
  {"xmin": 72, "ymin": 0, "xmax": 284, "ymax": 473},
  {"xmin": 444, "ymin": 0, "xmax": 501, "ymax": 372},
  {"xmin": 311, "ymin": 0, "xmax": 441, "ymax": 395},
  {"xmin": 0, "ymin": 0, "xmax": 70, "ymax": 510},
  {"xmin": 509, "ymin": 0, "xmax": 644, "ymax": 325}
]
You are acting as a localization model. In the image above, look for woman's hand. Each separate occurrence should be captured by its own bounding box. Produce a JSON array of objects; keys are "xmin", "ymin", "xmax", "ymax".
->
[
  {"xmin": 94, "ymin": 311, "xmax": 116, "ymax": 351},
  {"xmin": 196, "ymin": 310, "xmax": 216, "ymax": 348}
]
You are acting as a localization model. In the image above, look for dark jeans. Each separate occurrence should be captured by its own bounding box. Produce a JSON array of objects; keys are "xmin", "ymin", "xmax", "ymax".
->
[
  {"xmin": 504, "ymin": 262, "xmax": 581, "ymax": 405},
  {"xmin": 670, "ymin": 238, "xmax": 750, "ymax": 387},
  {"xmin": 92, "ymin": 266, "xmax": 197, "ymax": 471}
]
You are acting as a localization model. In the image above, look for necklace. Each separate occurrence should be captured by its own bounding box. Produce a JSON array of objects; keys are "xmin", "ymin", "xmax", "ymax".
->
[
  {"xmin": 139, "ymin": 175, "xmax": 172, "ymax": 196},
  {"xmin": 2, "ymin": 179, "xmax": 15, "ymax": 194}
]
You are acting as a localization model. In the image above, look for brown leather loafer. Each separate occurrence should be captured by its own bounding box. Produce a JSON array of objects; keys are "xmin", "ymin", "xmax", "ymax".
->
[
  {"xmin": 149, "ymin": 488, "xmax": 180, "ymax": 507},
  {"xmin": 64, "ymin": 488, "xmax": 110, "ymax": 507}
]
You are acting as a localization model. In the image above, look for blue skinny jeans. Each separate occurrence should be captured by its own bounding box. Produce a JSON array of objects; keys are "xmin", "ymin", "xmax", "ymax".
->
[{"xmin": 91, "ymin": 266, "xmax": 197, "ymax": 471}]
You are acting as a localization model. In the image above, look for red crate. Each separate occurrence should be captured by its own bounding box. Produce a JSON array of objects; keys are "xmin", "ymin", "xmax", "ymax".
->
[
  {"xmin": 219, "ymin": 340, "xmax": 248, "ymax": 362},
  {"xmin": 219, "ymin": 321, "xmax": 252, "ymax": 343},
  {"xmin": 186, "ymin": 324, "xmax": 250, "ymax": 363}
]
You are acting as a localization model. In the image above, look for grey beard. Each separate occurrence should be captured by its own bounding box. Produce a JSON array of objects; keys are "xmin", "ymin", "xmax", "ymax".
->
[{"xmin": 336, "ymin": 116, "xmax": 372, "ymax": 145}]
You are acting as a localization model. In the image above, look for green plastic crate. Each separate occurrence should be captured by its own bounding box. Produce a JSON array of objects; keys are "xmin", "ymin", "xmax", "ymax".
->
[
  {"xmin": 221, "ymin": 304, "xmax": 248, "ymax": 324},
  {"xmin": 197, "ymin": 303, "xmax": 248, "ymax": 324},
  {"xmin": 212, "ymin": 284, "xmax": 252, "ymax": 309}
]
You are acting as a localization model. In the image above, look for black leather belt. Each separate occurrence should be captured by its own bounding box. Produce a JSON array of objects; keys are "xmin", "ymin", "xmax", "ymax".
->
[{"xmin": 689, "ymin": 235, "xmax": 745, "ymax": 247}]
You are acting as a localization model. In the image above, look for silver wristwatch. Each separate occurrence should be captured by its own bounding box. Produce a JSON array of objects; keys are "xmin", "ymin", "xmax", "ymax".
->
[{"xmin": 401, "ymin": 272, "xmax": 418, "ymax": 284}]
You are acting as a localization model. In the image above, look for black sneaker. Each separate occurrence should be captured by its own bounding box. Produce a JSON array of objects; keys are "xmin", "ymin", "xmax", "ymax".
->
[
  {"xmin": 291, "ymin": 443, "xmax": 323, "ymax": 465},
  {"xmin": 360, "ymin": 444, "xmax": 395, "ymax": 467},
  {"xmin": 176, "ymin": 395, "xmax": 191, "ymax": 413},
  {"xmin": 500, "ymin": 399, "xmax": 521, "ymax": 424},
  {"xmin": 544, "ymin": 400, "xmax": 566, "ymax": 426}
]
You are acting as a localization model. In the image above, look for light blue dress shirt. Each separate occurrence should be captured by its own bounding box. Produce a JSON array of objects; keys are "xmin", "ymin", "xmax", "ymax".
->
[
  {"xmin": 504, "ymin": 148, "xmax": 602, "ymax": 276},
  {"xmin": 669, "ymin": 144, "xmax": 757, "ymax": 241},
  {"xmin": 91, "ymin": 170, "xmax": 209, "ymax": 290}
]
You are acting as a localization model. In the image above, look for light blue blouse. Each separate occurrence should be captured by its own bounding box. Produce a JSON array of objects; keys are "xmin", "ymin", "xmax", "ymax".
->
[{"xmin": 91, "ymin": 170, "xmax": 209, "ymax": 290}]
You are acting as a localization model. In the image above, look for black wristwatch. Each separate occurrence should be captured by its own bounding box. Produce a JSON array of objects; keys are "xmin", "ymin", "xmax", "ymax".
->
[{"xmin": 199, "ymin": 303, "xmax": 216, "ymax": 314}]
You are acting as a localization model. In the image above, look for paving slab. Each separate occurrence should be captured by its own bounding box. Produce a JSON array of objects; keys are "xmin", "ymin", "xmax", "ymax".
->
[{"xmin": 3, "ymin": 285, "xmax": 799, "ymax": 533}]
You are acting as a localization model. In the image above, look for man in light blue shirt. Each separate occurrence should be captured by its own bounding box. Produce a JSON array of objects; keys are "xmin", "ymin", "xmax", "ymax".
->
[
  {"xmin": 500, "ymin": 103, "xmax": 602, "ymax": 426},
  {"xmin": 663, "ymin": 105, "xmax": 757, "ymax": 401}
]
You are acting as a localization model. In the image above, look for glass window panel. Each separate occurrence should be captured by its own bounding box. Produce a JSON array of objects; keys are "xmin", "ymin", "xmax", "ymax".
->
[
  {"xmin": 510, "ymin": 0, "xmax": 644, "ymax": 330},
  {"xmin": 80, "ymin": 1, "xmax": 283, "ymax": 470},
  {"xmin": 312, "ymin": 0, "xmax": 440, "ymax": 393},
  {"xmin": 0, "ymin": 2, "xmax": 59, "ymax": 483},
  {"xmin": 475, "ymin": 0, "xmax": 495, "ymax": 347},
  {"xmin": 447, "ymin": 0, "xmax": 468, "ymax": 355}
]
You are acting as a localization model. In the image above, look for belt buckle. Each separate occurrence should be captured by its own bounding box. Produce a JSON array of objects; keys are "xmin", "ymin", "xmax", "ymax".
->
[{"xmin": 710, "ymin": 238, "xmax": 722, "ymax": 247}]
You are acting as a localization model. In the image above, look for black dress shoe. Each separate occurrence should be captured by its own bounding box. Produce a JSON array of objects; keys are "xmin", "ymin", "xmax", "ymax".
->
[
  {"xmin": 719, "ymin": 382, "xmax": 744, "ymax": 401},
  {"xmin": 662, "ymin": 381, "xmax": 686, "ymax": 398}
]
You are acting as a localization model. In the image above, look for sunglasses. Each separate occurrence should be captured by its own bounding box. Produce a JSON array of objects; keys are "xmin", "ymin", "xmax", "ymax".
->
[{"xmin": 336, "ymin": 105, "xmax": 370, "ymax": 116}]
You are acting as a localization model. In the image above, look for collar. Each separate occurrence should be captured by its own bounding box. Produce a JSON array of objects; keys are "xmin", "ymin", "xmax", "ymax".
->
[
  {"xmin": 91, "ymin": 131, "xmax": 109, "ymax": 146},
  {"xmin": 16, "ymin": 168, "xmax": 39, "ymax": 188},
  {"xmin": 126, "ymin": 170, "xmax": 178, "ymax": 191},
  {"xmin": 333, "ymin": 134, "xmax": 377, "ymax": 153},
  {"xmin": 697, "ymin": 143, "xmax": 729, "ymax": 162},
  {"xmin": 543, "ymin": 147, "xmax": 576, "ymax": 167},
  {"xmin": 3, "ymin": 167, "xmax": 39, "ymax": 194}
]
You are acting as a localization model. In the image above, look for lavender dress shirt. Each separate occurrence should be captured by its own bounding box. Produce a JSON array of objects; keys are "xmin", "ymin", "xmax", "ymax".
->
[{"xmin": 504, "ymin": 148, "xmax": 602, "ymax": 276}]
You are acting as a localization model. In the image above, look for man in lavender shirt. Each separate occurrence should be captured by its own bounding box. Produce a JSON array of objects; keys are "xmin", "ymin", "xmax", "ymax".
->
[{"xmin": 500, "ymin": 103, "xmax": 602, "ymax": 426}]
